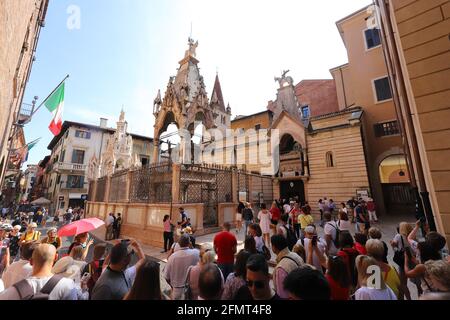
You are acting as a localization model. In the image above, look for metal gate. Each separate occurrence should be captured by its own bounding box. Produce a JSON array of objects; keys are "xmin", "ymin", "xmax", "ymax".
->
[
  {"xmin": 382, "ymin": 183, "xmax": 415, "ymax": 215},
  {"xmin": 180, "ymin": 164, "xmax": 232, "ymax": 227}
]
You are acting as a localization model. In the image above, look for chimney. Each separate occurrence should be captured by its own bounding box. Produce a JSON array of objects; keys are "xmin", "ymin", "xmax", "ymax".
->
[{"xmin": 100, "ymin": 118, "xmax": 108, "ymax": 128}]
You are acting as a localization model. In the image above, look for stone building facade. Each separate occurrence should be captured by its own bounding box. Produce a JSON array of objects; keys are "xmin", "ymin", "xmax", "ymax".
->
[
  {"xmin": 375, "ymin": 0, "xmax": 450, "ymax": 242},
  {"xmin": 330, "ymin": 5, "xmax": 412, "ymax": 217},
  {"xmin": 44, "ymin": 113, "xmax": 153, "ymax": 214},
  {"xmin": 0, "ymin": 0, "xmax": 49, "ymax": 190}
]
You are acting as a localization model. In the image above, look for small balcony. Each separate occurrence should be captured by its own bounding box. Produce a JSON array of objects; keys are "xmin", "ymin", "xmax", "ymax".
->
[
  {"xmin": 54, "ymin": 162, "xmax": 87, "ymax": 172},
  {"xmin": 18, "ymin": 103, "xmax": 34, "ymax": 125},
  {"xmin": 60, "ymin": 186, "xmax": 88, "ymax": 193}
]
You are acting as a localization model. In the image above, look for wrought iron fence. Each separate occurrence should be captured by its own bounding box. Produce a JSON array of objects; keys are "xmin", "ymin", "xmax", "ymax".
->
[
  {"xmin": 109, "ymin": 170, "xmax": 128, "ymax": 203},
  {"xmin": 236, "ymin": 170, "xmax": 274, "ymax": 212},
  {"xmin": 129, "ymin": 162, "xmax": 172, "ymax": 203},
  {"xmin": 95, "ymin": 177, "xmax": 107, "ymax": 202},
  {"xmin": 237, "ymin": 170, "xmax": 250, "ymax": 202},
  {"xmin": 180, "ymin": 164, "xmax": 233, "ymax": 227},
  {"xmin": 88, "ymin": 180, "xmax": 95, "ymax": 201},
  {"xmin": 249, "ymin": 174, "xmax": 274, "ymax": 210}
]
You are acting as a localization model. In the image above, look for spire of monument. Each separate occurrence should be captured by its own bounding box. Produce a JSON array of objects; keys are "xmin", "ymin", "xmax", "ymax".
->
[{"xmin": 210, "ymin": 73, "xmax": 226, "ymax": 112}]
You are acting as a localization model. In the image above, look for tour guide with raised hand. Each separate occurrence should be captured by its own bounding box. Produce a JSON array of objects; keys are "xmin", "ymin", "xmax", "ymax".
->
[
  {"xmin": 19, "ymin": 222, "xmax": 41, "ymax": 245},
  {"xmin": 0, "ymin": 244, "xmax": 76, "ymax": 300},
  {"xmin": 91, "ymin": 238, "xmax": 145, "ymax": 300}
]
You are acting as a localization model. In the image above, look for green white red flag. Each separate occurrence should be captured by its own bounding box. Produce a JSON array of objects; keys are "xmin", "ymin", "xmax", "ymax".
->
[{"xmin": 44, "ymin": 81, "xmax": 65, "ymax": 135}]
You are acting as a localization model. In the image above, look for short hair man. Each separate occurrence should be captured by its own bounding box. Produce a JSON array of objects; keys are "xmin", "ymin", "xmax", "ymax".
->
[
  {"xmin": 271, "ymin": 234, "xmax": 303, "ymax": 299},
  {"xmin": 91, "ymin": 239, "xmax": 145, "ymax": 300},
  {"xmin": 246, "ymin": 254, "xmax": 280, "ymax": 300},
  {"xmin": 213, "ymin": 222, "xmax": 237, "ymax": 280},
  {"xmin": 164, "ymin": 234, "xmax": 200, "ymax": 300},
  {"xmin": 283, "ymin": 265, "xmax": 331, "ymax": 300},
  {"xmin": 198, "ymin": 263, "xmax": 223, "ymax": 300},
  {"xmin": 323, "ymin": 212, "xmax": 339, "ymax": 255},
  {"xmin": 298, "ymin": 225, "xmax": 326, "ymax": 272},
  {"xmin": 2, "ymin": 241, "xmax": 38, "ymax": 288},
  {"xmin": 0, "ymin": 244, "xmax": 75, "ymax": 300}
]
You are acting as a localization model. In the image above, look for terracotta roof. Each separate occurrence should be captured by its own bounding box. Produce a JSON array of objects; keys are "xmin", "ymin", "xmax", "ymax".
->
[{"xmin": 231, "ymin": 110, "xmax": 273, "ymax": 122}]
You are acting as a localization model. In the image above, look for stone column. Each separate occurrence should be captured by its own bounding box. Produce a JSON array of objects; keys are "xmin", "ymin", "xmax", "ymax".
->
[
  {"xmin": 171, "ymin": 163, "xmax": 180, "ymax": 204},
  {"xmin": 152, "ymin": 139, "xmax": 159, "ymax": 164}
]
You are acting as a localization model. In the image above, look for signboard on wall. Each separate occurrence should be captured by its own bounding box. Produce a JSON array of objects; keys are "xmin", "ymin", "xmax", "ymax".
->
[
  {"xmin": 356, "ymin": 189, "xmax": 370, "ymax": 201},
  {"xmin": 239, "ymin": 192, "xmax": 247, "ymax": 202}
]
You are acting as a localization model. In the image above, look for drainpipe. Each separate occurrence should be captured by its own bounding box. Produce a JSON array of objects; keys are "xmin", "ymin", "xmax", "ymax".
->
[{"xmin": 375, "ymin": 0, "xmax": 436, "ymax": 231}]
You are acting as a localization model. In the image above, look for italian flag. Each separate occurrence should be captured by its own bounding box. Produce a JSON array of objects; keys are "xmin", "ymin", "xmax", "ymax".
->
[{"xmin": 45, "ymin": 81, "xmax": 65, "ymax": 136}]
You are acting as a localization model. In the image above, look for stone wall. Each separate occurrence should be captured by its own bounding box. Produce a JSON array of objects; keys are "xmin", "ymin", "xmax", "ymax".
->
[
  {"xmin": 0, "ymin": 0, "xmax": 48, "ymax": 184},
  {"xmin": 390, "ymin": 0, "xmax": 450, "ymax": 243},
  {"xmin": 307, "ymin": 117, "xmax": 370, "ymax": 213},
  {"xmin": 86, "ymin": 201, "xmax": 237, "ymax": 247}
]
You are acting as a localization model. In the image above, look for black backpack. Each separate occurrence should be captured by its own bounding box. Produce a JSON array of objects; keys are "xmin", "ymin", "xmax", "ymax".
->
[
  {"xmin": 283, "ymin": 225, "xmax": 298, "ymax": 250},
  {"xmin": 13, "ymin": 275, "xmax": 64, "ymax": 300}
]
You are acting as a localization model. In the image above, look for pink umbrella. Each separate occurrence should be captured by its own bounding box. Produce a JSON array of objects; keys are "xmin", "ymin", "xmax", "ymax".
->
[{"xmin": 57, "ymin": 218, "xmax": 105, "ymax": 237}]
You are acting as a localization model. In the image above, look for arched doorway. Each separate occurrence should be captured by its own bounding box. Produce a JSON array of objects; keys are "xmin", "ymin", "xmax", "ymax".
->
[
  {"xmin": 379, "ymin": 154, "xmax": 415, "ymax": 215},
  {"xmin": 278, "ymin": 134, "xmax": 305, "ymax": 203},
  {"xmin": 157, "ymin": 112, "xmax": 180, "ymax": 162}
]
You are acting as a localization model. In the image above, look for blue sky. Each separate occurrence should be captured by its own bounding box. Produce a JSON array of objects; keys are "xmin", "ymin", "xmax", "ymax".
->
[{"xmin": 23, "ymin": 0, "xmax": 371, "ymax": 166}]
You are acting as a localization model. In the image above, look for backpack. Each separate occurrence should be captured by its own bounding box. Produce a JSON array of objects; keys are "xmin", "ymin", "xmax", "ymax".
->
[
  {"xmin": 326, "ymin": 222, "xmax": 340, "ymax": 248},
  {"xmin": 282, "ymin": 225, "xmax": 298, "ymax": 251},
  {"xmin": 86, "ymin": 259, "xmax": 104, "ymax": 295},
  {"xmin": 13, "ymin": 275, "xmax": 63, "ymax": 300}
]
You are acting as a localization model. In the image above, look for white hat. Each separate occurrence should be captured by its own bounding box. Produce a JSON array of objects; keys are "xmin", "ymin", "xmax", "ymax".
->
[
  {"xmin": 51, "ymin": 256, "xmax": 81, "ymax": 280},
  {"xmin": 13, "ymin": 225, "xmax": 21, "ymax": 231},
  {"xmin": 305, "ymin": 225, "xmax": 316, "ymax": 234},
  {"xmin": 29, "ymin": 222, "xmax": 38, "ymax": 228}
]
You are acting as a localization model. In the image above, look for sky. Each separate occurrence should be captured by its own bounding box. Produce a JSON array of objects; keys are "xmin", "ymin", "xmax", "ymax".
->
[{"xmin": 23, "ymin": 0, "xmax": 371, "ymax": 166}]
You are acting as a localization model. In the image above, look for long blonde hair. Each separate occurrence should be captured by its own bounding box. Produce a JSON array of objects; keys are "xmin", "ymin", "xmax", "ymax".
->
[
  {"xmin": 356, "ymin": 255, "xmax": 387, "ymax": 289},
  {"xmin": 399, "ymin": 222, "xmax": 413, "ymax": 237}
]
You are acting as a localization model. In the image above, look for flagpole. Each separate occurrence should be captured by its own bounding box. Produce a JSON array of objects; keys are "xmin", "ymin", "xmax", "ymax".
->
[{"xmin": 31, "ymin": 74, "xmax": 69, "ymax": 117}]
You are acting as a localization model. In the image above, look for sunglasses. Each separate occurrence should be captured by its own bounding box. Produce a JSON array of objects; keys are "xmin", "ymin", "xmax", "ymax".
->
[{"xmin": 246, "ymin": 280, "xmax": 265, "ymax": 289}]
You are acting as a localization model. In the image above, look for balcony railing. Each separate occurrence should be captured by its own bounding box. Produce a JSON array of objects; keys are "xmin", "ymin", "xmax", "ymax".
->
[
  {"xmin": 18, "ymin": 103, "xmax": 34, "ymax": 124},
  {"xmin": 54, "ymin": 162, "xmax": 87, "ymax": 172}
]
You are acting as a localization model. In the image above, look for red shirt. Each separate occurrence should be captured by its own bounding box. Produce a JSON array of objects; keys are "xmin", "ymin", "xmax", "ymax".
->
[
  {"xmin": 367, "ymin": 201, "xmax": 375, "ymax": 211},
  {"xmin": 354, "ymin": 242, "xmax": 367, "ymax": 255},
  {"xmin": 270, "ymin": 207, "xmax": 281, "ymax": 221},
  {"xmin": 214, "ymin": 231, "xmax": 237, "ymax": 264},
  {"xmin": 325, "ymin": 274, "xmax": 350, "ymax": 300}
]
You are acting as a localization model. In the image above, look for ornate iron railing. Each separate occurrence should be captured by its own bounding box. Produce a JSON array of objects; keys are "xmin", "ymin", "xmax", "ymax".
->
[
  {"xmin": 109, "ymin": 170, "xmax": 128, "ymax": 203},
  {"xmin": 129, "ymin": 163, "xmax": 172, "ymax": 203},
  {"xmin": 95, "ymin": 177, "xmax": 107, "ymax": 202},
  {"xmin": 179, "ymin": 164, "xmax": 233, "ymax": 227}
]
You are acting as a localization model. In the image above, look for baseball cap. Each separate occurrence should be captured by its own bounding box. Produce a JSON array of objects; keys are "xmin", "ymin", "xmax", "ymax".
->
[
  {"xmin": 29, "ymin": 222, "xmax": 38, "ymax": 228},
  {"xmin": 13, "ymin": 225, "xmax": 21, "ymax": 231}
]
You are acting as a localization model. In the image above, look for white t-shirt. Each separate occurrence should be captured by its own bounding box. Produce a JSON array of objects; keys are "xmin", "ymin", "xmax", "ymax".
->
[
  {"xmin": 1, "ymin": 259, "xmax": 33, "ymax": 289},
  {"xmin": 0, "ymin": 276, "xmax": 76, "ymax": 300},
  {"xmin": 0, "ymin": 279, "xmax": 4, "ymax": 293},
  {"xmin": 105, "ymin": 215, "xmax": 114, "ymax": 226},
  {"xmin": 297, "ymin": 237, "xmax": 326, "ymax": 272},
  {"xmin": 355, "ymin": 286, "xmax": 397, "ymax": 300},
  {"xmin": 324, "ymin": 221, "xmax": 338, "ymax": 255},
  {"xmin": 255, "ymin": 236, "xmax": 264, "ymax": 253},
  {"xmin": 337, "ymin": 220, "xmax": 352, "ymax": 232}
]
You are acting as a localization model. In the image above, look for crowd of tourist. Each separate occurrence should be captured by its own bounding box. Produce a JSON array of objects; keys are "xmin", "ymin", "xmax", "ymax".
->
[{"xmin": 0, "ymin": 197, "xmax": 448, "ymax": 300}]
